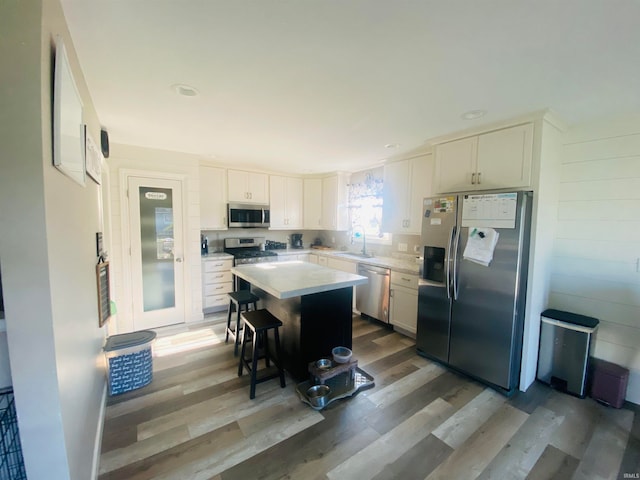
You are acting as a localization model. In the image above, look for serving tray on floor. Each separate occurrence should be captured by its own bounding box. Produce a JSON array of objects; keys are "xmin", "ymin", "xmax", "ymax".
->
[{"xmin": 296, "ymin": 367, "xmax": 374, "ymax": 410}]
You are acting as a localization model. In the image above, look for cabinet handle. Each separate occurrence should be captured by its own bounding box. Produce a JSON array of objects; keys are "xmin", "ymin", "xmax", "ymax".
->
[
  {"xmin": 401, "ymin": 277, "xmax": 411, "ymax": 282},
  {"xmin": 215, "ymin": 286, "xmax": 224, "ymax": 290},
  {"xmin": 477, "ymin": 172, "xmax": 481, "ymax": 184},
  {"xmin": 471, "ymin": 172, "xmax": 476, "ymax": 184}
]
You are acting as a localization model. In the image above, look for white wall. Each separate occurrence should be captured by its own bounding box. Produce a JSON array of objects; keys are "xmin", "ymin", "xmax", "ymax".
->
[
  {"xmin": 0, "ymin": 1, "xmax": 107, "ymax": 478},
  {"xmin": 107, "ymin": 144, "xmax": 204, "ymax": 334},
  {"xmin": 548, "ymin": 114, "xmax": 640, "ymax": 404}
]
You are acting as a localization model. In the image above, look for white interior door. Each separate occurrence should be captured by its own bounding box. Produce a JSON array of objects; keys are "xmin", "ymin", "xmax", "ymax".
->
[{"xmin": 128, "ymin": 176, "xmax": 185, "ymax": 330}]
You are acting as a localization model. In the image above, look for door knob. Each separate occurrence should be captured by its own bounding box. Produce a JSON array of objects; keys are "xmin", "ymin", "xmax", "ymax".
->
[{"xmin": 175, "ymin": 258, "xmax": 183, "ymax": 263}]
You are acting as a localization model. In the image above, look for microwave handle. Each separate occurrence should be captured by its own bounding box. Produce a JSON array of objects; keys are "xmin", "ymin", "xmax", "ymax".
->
[{"xmin": 262, "ymin": 208, "xmax": 266, "ymax": 224}]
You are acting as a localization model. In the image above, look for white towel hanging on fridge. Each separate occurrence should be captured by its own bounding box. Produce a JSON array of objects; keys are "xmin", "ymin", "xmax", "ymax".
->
[{"xmin": 463, "ymin": 227, "xmax": 499, "ymax": 266}]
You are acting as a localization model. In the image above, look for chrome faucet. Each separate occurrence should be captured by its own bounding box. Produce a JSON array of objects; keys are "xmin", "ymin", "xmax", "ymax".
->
[{"xmin": 351, "ymin": 224, "xmax": 367, "ymax": 256}]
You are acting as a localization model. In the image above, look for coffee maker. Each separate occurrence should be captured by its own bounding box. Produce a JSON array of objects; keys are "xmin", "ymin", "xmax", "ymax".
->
[{"xmin": 291, "ymin": 233, "xmax": 303, "ymax": 249}]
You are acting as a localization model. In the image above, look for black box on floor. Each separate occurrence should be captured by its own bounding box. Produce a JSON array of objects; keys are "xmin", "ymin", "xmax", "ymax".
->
[{"xmin": 590, "ymin": 358, "xmax": 629, "ymax": 408}]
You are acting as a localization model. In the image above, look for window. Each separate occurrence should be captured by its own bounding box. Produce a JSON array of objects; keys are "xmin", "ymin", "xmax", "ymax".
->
[{"xmin": 348, "ymin": 167, "xmax": 392, "ymax": 245}]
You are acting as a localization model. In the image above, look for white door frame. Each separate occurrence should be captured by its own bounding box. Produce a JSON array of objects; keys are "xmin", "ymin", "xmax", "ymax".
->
[{"xmin": 119, "ymin": 169, "xmax": 189, "ymax": 331}]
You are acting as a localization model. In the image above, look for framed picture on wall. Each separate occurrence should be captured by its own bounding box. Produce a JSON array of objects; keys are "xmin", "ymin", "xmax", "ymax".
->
[
  {"xmin": 96, "ymin": 261, "xmax": 111, "ymax": 327},
  {"xmin": 53, "ymin": 35, "xmax": 85, "ymax": 187},
  {"xmin": 85, "ymin": 127, "xmax": 102, "ymax": 185}
]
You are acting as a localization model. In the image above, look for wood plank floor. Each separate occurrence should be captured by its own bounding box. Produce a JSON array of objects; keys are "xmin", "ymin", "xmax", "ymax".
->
[{"xmin": 99, "ymin": 315, "xmax": 640, "ymax": 480}]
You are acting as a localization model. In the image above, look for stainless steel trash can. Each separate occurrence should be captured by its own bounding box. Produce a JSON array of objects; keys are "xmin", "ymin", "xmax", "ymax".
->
[{"xmin": 536, "ymin": 309, "xmax": 599, "ymax": 397}]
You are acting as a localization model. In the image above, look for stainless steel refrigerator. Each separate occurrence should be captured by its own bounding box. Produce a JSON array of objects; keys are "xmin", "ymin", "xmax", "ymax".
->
[{"xmin": 416, "ymin": 191, "xmax": 532, "ymax": 394}]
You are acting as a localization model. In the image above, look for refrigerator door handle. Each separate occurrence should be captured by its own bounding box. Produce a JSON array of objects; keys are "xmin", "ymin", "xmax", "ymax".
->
[
  {"xmin": 446, "ymin": 226, "xmax": 455, "ymax": 300},
  {"xmin": 452, "ymin": 224, "xmax": 461, "ymax": 300}
]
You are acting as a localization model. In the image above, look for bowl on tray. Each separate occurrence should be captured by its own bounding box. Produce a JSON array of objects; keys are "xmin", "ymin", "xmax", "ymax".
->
[
  {"xmin": 306, "ymin": 384, "xmax": 331, "ymax": 408},
  {"xmin": 332, "ymin": 346, "xmax": 352, "ymax": 364}
]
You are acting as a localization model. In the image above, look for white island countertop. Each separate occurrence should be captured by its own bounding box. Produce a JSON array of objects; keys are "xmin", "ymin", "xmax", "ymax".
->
[{"xmin": 231, "ymin": 261, "xmax": 367, "ymax": 299}]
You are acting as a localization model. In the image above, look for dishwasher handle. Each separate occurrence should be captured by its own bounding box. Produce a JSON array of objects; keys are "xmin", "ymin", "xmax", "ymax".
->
[{"xmin": 358, "ymin": 265, "xmax": 390, "ymax": 276}]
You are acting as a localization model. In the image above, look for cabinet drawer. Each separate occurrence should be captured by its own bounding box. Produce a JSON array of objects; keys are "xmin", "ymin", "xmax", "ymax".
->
[
  {"xmin": 203, "ymin": 271, "xmax": 233, "ymax": 284},
  {"xmin": 391, "ymin": 271, "xmax": 418, "ymax": 289},
  {"xmin": 203, "ymin": 259, "xmax": 233, "ymax": 272},
  {"xmin": 204, "ymin": 281, "xmax": 233, "ymax": 296},
  {"xmin": 204, "ymin": 293, "xmax": 230, "ymax": 309}
]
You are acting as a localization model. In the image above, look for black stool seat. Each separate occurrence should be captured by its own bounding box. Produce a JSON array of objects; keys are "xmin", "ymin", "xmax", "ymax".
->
[
  {"xmin": 225, "ymin": 291, "xmax": 259, "ymax": 355},
  {"xmin": 238, "ymin": 309, "xmax": 286, "ymax": 399}
]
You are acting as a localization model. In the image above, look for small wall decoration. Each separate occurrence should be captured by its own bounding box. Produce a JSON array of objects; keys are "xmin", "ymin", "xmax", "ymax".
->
[
  {"xmin": 53, "ymin": 35, "xmax": 85, "ymax": 186},
  {"xmin": 96, "ymin": 261, "xmax": 111, "ymax": 327},
  {"xmin": 85, "ymin": 127, "xmax": 102, "ymax": 184}
]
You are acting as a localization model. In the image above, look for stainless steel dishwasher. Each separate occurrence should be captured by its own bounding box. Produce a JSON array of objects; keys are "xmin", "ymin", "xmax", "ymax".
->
[{"xmin": 356, "ymin": 264, "xmax": 390, "ymax": 323}]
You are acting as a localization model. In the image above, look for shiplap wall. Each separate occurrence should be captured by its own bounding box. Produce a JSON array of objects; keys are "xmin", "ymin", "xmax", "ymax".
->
[
  {"xmin": 549, "ymin": 114, "xmax": 640, "ymax": 404},
  {"xmin": 107, "ymin": 144, "xmax": 205, "ymax": 335}
]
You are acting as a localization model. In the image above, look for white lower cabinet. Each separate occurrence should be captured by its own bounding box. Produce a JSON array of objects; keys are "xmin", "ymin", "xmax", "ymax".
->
[
  {"xmin": 389, "ymin": 271, "xmax": 418, "ymax": 335},
  {"xmin": 327, "ymin": 258, "xmax": 357, "ymax": 310},
  {"xmin": 277, "ymin": 252, "xmax": 311, "ymax": 262},
  {"xmin": 202, "ymin": 258, "xmax": 233, "ymax": 313}
]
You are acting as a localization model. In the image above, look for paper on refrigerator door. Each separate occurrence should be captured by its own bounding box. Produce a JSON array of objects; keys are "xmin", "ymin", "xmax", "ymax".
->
[{"xmin": 463, "ymin": 227, "xmax": 499, "ymax": 266}]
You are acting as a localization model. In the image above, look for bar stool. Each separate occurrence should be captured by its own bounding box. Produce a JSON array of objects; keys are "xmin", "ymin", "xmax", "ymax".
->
[
  {"xmin": 238, "ymin": 309, "xmax": 286, "ymax": 399},
  {"xmin": 225, "ymin": 291, "xmax": 259, "ymax": 356}
]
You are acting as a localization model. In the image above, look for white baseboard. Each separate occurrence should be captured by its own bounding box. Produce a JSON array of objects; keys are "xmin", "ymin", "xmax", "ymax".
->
[{"xmin": 91, "ymin": 383, "xmax": 107, "ymax": 480}]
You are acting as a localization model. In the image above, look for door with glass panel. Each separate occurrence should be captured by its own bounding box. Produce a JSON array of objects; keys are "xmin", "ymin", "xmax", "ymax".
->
[{"xmin": 128, "ymin": 176, "xmax": 185, "ymax": 330}]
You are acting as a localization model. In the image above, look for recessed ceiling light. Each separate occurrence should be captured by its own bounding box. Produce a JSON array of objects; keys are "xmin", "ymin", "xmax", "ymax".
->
[
  {"xmin": 172, "ymin": 84, "xmax": 199, "ymax": 97},
  {"xmin": 384, "ymin": 143, "xmax": 400, "ymax": 149},
  {"xmin": 461, "ymin": 109, "xmax": 486, "ymax": 120}
]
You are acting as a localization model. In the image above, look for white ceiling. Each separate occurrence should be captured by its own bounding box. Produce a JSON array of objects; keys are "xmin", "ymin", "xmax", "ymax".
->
[{"xmin": 60, "ymin": 0, "xmax": 640, "ymax": 174}]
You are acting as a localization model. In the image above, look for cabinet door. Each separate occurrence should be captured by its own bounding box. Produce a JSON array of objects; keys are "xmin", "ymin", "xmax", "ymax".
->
[
  {"xmin": 321, "ymin": 176, "xmax": 337, "ymax": 230},
  {"xmin": 227, "ymin": 169, "xmax": 249, "ymax": 202},
  {"xmin": 476, "ymin": 123, "xmax": 533, "ymax": 190},
  {"xmin": 390, "ymin": 284, "xmax": 418, "ymax": 335},
  {"xmin": 199, "ymin": 166, "xmax": 227, "ymax": 229},
  {"xmin": 304, "ymin": 178, "xmax": 323, "ymax": 229},
  {"xmin": 285, "ymin": 176, "xmax": 303, "ymax": 228},
  {"xmin": 322, "ymin": 174, "xmax": 349, "ymax": 231},
  {"xmin": 269, "ymin": 175, "xmax": 287, "ymax": 228},
  {"xmin": 382, "ymin": 160, "xmax": 410, "ymax": 233},
  {"xmin": 308, "ymin": 254, "xmax": 319, "ymax": 264},
  {"xmin": 407, "ymin": 154, "xmax": 433, "ymax": 234},
  {"xmin": 327, "ymin": 258, "xmax": 357, "ymax": 273},
  {"xmin": 434, "ymin": 136, "xmax": 478, "ymax": 193},
  {"xmin": 248, "ymin": 172, "xmax": 268, "ymax": 203}
]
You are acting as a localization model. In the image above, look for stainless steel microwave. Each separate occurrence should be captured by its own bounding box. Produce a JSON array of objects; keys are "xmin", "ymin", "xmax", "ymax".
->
[{"xmin": 227, "ymin": 203, "xmax": 270, "ymax": 228}]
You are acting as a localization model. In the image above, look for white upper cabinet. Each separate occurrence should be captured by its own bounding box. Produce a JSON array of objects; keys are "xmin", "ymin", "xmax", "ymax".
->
[
  {"xmin": 303, "ymin": 178, "xmax": 322, "ymax": 230},
  {"xmin": 227, "ymin": 169, "xmax": 269, "ymax": 204},
  {"xmin": 269, "ymin": 175, "xmax": 303, "ymax": 229},
  {"xmin": 199, "ymin": 166, "xmax": 227, "ymax": 230},
  {"xmin": 382, "ymin": 154, "xmax": 433, "ymax": 234},
  {"xmin": 434, "ymin": 123, "xmax": 534, "ymax": 193},
  {"xmin": 321, "ymin": 173, "xmax": 350, "ymax": 231}
]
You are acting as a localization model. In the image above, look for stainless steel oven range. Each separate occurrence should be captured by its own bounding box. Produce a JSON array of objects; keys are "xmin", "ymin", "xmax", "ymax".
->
[{"xmin": 224, "ymin": 237, "xmax": 277, "ymax": 289}]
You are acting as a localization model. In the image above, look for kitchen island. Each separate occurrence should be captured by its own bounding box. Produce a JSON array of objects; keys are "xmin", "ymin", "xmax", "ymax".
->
[{"xmin": 231, "ymin": 261, "xmax": 367, "ymax": 380}]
